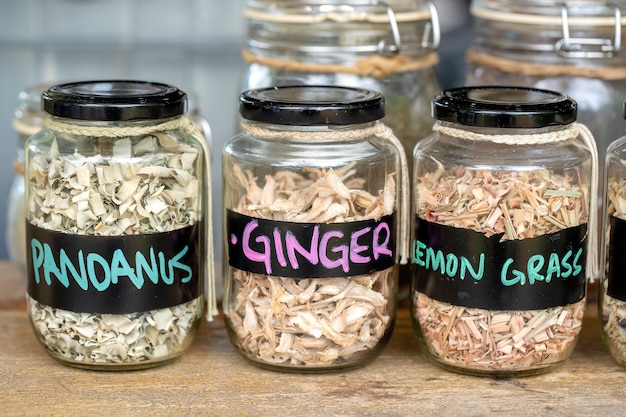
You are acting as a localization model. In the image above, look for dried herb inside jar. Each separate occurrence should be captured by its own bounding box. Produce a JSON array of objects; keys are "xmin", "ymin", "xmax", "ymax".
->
[
  {"xmin": 226, "ymin": 162, "xmax": 397, "ymax": 367},
  {"xmin": 413, "ymin": 164, "xmax": 588, "ymax": 372},
  {"xmin": 27, "ymin": 133, "xmax": 203, "ymax": 365},
  {"xmin": 602, "ymin": 177, "xmax": 626, "ymax": 364}
]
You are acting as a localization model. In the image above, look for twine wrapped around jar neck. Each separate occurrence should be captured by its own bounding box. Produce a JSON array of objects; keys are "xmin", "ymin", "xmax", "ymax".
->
[
  {"xmin": 44, "ymin": 115, "xmax": 218, "ymax": 320},
  {"xmin": 433, "ymin": 121, "xmax": 580, "ymax": 144},
  {"xmin": 433, "ymin": 120, "xmax": 600, "ymax": 282},
  {"xmin": 241, "ymin": 120, "xmax": 411, "ymax": 265},
  {"xmin": 45, "ymin": 115, "xmax": 203, "ymax": 141},
  {"xmin": 243, "ymin": 49, "xmax": 439, "ymax": 79},
  {"xmin": 466, "ymin": 48, "xmax": 626, "ymax": 80}
]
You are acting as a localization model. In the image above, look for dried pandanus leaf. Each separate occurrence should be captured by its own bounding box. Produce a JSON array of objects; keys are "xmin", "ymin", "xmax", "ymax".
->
[{"xmin": 27, "ymin": 133, "xmax": 202, "ymax": 366}]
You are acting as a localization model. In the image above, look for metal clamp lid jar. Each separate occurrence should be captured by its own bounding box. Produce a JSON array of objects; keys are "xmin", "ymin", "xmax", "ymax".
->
[
  {"xmin": 241, "ymin": 0, "xmax": 440, "ymax": 174},
  {"xmin": 601, "ymin": 100, "xmax": 626, "ymax": 367},
  {"xmin": 465, "ymin": 0, "xmax": 626, "ymax": 187},
  {"xmin": 411, "ymin": 86, "xmax": 598, "ymax": 377},
  {"xmin": 222, "ymin": 85, "xmax": 409, "ymax": 372},
  {"xmin": 24, "ymin": 80, "xmax": 215, "ymax": 370}
]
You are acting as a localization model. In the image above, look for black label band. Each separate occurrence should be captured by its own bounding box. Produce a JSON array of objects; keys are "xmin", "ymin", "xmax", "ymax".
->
[
  {"xmin": 413, "ymin": 218, "xmax": 587, "ymax": 310},
  {"xmin": 607, "ymin": 215, "xmax": 626, "ymax": 301},
  {"xmin": 26, "ymin": 223, "xmax": 202, "ymax": 314},
  {"xmin": 227, "ymin": 210, "xmax": 397, "ymax": 278}
]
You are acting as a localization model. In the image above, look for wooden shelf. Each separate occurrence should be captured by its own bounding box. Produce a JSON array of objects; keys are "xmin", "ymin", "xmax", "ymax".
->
[{"xmin": 2, "ymin": 260, "xmax": 625, "ymax": 416}]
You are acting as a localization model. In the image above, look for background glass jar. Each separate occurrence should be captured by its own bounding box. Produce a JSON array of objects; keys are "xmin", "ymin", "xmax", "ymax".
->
[
  {"xmin": 7, "ymin": 83, "xmax": 50, "ymax": 269},
  {"xmin": 411, "ymin": 86, "xmax": 598, "ymax": 377},
  {"xmin": 465, "ymin": 1, "xmax": 626, "ymax": 286},
  {"xmin": 241, "ymin": 0, "xmax": 440, "ymax": 182},
  {"xmin": 222, "ymin": 85, "xmax": 408, "ymax": 372},
  {"xmin": 25, "ymin": 80, "xmax": 212, "ymax": 370},
  {"xmin": 466, "ymin": 0, "xmax": 626, "ymax": 157},
  {"xmin": 601, "ymin": 103, "xmax": 626, "ymax": 367}
]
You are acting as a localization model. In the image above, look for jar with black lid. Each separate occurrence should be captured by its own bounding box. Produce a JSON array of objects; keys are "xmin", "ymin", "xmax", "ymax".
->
[
  {"xmin": 601, "ymin": 101, "xmax": 626, "ymax": 367},
  {"xmin": 411, "ymin": 86, "xmax": 598, "ymax": 377},
  {"xmin": 25, "ymin": 80, "xmax": 215, "ymax": 369},
  {"xmin": 222, "ymin": 85, "xmax": 409, "ymax": 372}
]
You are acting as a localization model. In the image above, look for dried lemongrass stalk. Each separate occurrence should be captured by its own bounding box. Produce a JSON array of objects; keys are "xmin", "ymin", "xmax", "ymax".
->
[
  {"xmin": 414, "ymin": 292, "xmax": 584, "ymax": 372},
  {"xmin": 227, "ymin": 162, "xmax": 397, "ymax": 368},
  {"xmin": 601, "ymin": 177, "xmax": 626, "ymax": 364},
  {"xmin": 414, "ymin": 164, "xmax": 588, "ymax": 373},
  {"xmin": 27, "ymin": 133, "xmax": 203, "ymax": 366},
  {"xmin": 416, "ymin": 164, "xmax": 588, "ymax": 240}
]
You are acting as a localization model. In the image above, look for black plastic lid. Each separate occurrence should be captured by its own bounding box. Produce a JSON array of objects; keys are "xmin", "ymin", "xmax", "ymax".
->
[
  {"xmin": 42, "ymin": 80, "xmax": 187, "ymax": 121},
  {"xmin": 432, "ymin": 86, "xmax": 577, "ymax": 128},
  {"xmin": 239, "ymin": 85, "xmax": 385, "ymax": 126}
]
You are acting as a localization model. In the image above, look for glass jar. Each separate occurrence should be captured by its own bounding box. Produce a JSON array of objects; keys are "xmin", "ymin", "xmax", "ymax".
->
[
  {"xmin": 7, "ymin": 83, "xmax": 50, "ymax": 269},
  {"xmin": 242, "ymin": 0, "xmax": 440, "ymax": 295},
  {"xmin": 466, "ymin": 0, "xmax": 626, "ymax": 158},
  {"xmin": 241, "ymin": 0, "xmax": 440, "ymax": 185},
  {"xmin": 223, "ymin": 85, "xmax": 409, "ymax": 372},
  {"xmin": 186, "ymin": 90, "xmax": 212, "ymax": 149},
  {"xmin": 8, "ymin": 85, "xmax": 211, "ymax": 271},
  {"xmin": 601, "ymin": 102, "xmax": 626, "ymax": 367},
  {"xmin": 25, "ymin": 80, "xmax": 213, "ymax": 370},
  {"xmin": 411, "ymin": 86, "xmax": 598, "ymax": 377}
]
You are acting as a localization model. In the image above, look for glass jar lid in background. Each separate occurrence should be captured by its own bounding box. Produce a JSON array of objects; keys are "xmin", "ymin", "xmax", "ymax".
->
[
  {"xmin": 13, "ymin": 83, "xmax": 51, "ymax": 148},
  {"xmin": 244, "ymin": 0, "xmax": 440, "ymax": 65},
  {"xmin": 469, "ymin": 0, "xmax": 626, "ymax": 65}
]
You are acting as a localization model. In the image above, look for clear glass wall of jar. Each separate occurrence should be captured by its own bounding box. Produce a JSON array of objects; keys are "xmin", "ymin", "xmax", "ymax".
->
[
  {"xmin": 242, "ymin": 0, "xmax": 440, "ymax": 179},
  {"xmin": 601, "ymin": 103, "xmax": 626, "ymax": 367},
  {"xmin": 222, "ymin": 86, "xmax": 409, "ymax": 372},
  {"xmin": 24, "ymin": 80, "xmax": 213, "ymax": 370},
  {"xmin": 7, "ymin": 83, "xmax": 50, "ymax": 269},
  {"xmin": 411, "ymin": 86, "xmax": 598, "ymax": 377}
]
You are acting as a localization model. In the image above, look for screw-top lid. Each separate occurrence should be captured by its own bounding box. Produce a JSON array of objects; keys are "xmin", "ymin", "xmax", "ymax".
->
[
  {"xmin": 432, "ymin": 86, "xmax": 577, "ymax": 128},
  {"xmin": 42, "ymin": 80, "xmax": 187, "ymax": 121},
  {"xmin": 239, "ymin": 85, "xmax": 385, "ymax": 126}
]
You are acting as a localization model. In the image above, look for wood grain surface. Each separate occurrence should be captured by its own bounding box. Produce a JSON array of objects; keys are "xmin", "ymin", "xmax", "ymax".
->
[{"xmin": 2, "ymin": 261, "xmax": 624, "ymax": 417}]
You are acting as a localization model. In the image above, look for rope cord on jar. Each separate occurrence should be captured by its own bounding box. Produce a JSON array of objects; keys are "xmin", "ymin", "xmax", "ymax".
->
[
  {"xmin": 466, "ymin": 48, "xmax": 626, "ymax": 80},
  {"xmin": 243, "ymin": 49, "xmax": 439, "ymax": 79}
]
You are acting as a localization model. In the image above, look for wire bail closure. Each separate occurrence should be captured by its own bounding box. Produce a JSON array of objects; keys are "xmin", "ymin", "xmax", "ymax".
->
[
  {"xmin": 376, "ymin": 0, "xmax": 440, "ymax": 55},
  {"xmin": 557, "ymin": 2, "xmax": 622, "ymax": 58}
]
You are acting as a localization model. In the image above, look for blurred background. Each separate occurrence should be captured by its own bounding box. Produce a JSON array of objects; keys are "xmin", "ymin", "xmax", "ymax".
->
[{"xmin": 0, "ymin": 0, "xmax": 472, "ymax": 261}]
